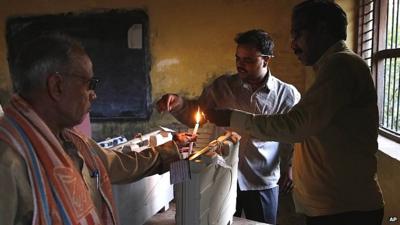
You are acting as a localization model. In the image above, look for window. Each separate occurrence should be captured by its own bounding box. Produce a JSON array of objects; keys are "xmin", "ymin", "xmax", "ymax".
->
[{"xmin": 359, "ymin": 0, "xmax": 400, "ymax": 141}]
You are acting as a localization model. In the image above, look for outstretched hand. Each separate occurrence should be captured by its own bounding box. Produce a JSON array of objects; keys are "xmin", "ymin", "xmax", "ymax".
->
[
  {"xmin": 172, "ymin": 132, "xmax": 197, "ymax": 148},
  {"xmin": 156, "ymin": 94, "xmax": 183, "ymax": 112},
  {"xmin": 204, "ymin": 108, "xmax": 232, "ymax": 127}
]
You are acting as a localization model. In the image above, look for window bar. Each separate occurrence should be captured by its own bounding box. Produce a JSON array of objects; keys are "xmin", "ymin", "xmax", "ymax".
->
[
  {"xmin": 390, "ymin": 58, "xmax": 394, "ymax": 129},
  {"xmin": 393, "ymin": 57, "xmax": 400, "ymax": 133},
  {"xmin": 370, "ymin": 0, "xmax": 374, "ymax": 70},
  {"xmin": 396, "ymin": 62, "xmax": 400, "ymax": 132},
  {"xmin": 359, "ymin": 0, "xmax": 366, "ymax": 53},
  {"xmin": 394, "ymin": 0, "xmax": 400, "ymax": 131},
  {"xmin": 362, "ymin": 38, "xmax": 373, "ymax": 43},
  {"xmin": 361, "ymin": 29, "xmax": 373, "ymax": 36},
  {"xmin": 396, "ymin": 0, "xmax": 400, "ymax": 48},
  {"xmin": 386, "ymin": 0, "xmax": 390, "ymax": 47},
  {"xmin": 383, "ymin": 58, "xmax": 388, "ymax": 126},
  {"xmin": 363, "ymin": 18, "xmax": 374, "ymax": 25},
  {"xmin": 391, "ymin": 58, "xmax": 397, "ymax": 130},
  {"xmin": 363, "ymin": 10, "xmax": 374, "ymax": 17},
  {"xmin": 362, "ymin": 47, "xmax": 372, "ymax": 52},
  {"xmin": 393, "ymin": 0, "xmax": 396, "ymax": 48},
  {"xmin": 386, "ymin": 58, "xmax": 393, "ymax": 128}
]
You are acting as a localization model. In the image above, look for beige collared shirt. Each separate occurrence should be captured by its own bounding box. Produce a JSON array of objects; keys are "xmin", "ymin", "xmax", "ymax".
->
[
  {"xmin": 230, "ymin": 41, "xmax": 384, "ymax": 216},
  {"xmin": 0, "ymin": 134, "xmax": 178, "ymax": 225}
]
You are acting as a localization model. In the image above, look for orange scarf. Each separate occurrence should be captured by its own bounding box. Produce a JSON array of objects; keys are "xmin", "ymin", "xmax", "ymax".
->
[{"xmin": 0, "ymin": 95, "xmax": 118, "ymax": 225}]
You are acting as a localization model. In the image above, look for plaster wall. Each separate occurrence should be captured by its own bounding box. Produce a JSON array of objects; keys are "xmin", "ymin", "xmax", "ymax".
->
[{"xmin": 0, "ymin": 0, "xmax": 306, "ymax": 139}]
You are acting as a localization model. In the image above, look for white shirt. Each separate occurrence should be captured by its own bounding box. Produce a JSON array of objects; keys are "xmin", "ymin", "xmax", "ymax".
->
[{"xmin": 173, "ymin": 71, "xmax": 300, "ymax": 190}]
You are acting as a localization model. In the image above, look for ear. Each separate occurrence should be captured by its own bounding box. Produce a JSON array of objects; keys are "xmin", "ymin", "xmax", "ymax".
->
[
  {"xmin": 262, "ymin": 56, "xmax": 270, "ymax": 67},
  {"xmin": 47, "ymin": 73, "xmax": 64, "ymax": 101}
]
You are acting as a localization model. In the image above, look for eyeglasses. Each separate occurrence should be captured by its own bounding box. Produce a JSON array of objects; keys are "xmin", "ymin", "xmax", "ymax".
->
[
  {"xmin": 57, "ymin": 72, "xmax": 100, "ymax": 91},
  {"xmin": 70, "ymin": 75, "xmax": 99, "ymax": 91}
]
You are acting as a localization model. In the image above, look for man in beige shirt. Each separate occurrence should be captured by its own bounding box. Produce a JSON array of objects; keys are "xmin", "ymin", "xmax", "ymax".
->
[
  {"xmin": 0, "ymin": 34, "xmax": 191, "ymax": 225},
  {"xmin": 205, "ymin": 1, "xmax": 384, "ymax": 225}
]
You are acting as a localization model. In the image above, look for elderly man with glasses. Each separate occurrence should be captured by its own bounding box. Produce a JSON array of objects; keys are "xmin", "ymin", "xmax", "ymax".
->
[{"xmin": 0, "ymin": 34, "xmax": 191, "ymax": 225}]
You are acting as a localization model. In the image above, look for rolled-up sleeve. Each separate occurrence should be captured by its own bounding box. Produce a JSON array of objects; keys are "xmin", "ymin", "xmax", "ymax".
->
[
  {"xmin": 87, "ymin": 139, "xmax": 180, "ymax": 184},
  {"xmin": 231, "ymin": 53, "xmax": 360, "ymax": 144}
]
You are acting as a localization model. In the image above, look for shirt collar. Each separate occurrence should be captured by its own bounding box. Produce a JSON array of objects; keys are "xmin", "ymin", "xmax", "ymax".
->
[
  {"xmin": 313, "ymin": 40, "xmax": 348, "ymax": 72},
  {"xmin": 235, "ymin": 70, "xmax": 275, "ymax": 92}
]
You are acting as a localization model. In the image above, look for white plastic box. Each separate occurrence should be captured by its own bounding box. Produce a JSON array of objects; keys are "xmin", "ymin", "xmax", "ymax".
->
[
  {"xmin": 112, "ymin": 173, "xmax": 173, "ymax": 225},
  {"xmin": 109, "ymin": 128, "xmax": 174, "ymax": 225},
  {"xmin": 174, "ymin": 137, "xmax": 239, "ymax": 225}
]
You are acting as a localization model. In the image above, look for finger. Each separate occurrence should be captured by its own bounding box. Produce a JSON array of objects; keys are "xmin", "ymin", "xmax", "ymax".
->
[
  {"xmin": 283, "ymin": 183, "xmax": 290, "ymax": 193},
  {"xmin": 166, "ymin": 95, "xmax": 175, "ymax": 112},
  {"xmin": 284, "ymin": 181, "xmax": 293, "ymax": 193}
]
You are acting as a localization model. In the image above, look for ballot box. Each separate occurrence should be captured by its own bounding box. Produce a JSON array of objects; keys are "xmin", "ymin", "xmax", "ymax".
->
[
  {"xmin": 106, "ymin": 128, "xmax": 175, "ymax": 225},
  {"xmin": 112, "ymin": 173, "xmax": 174, "ymax": 225},
  {"xmin": 174, "ymin": 132, "xmax": 240, "ymax": 225}
]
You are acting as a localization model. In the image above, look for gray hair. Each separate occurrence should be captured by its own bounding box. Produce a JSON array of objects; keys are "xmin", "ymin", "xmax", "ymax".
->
[{"xmin": 11, "ymin": 34, "xmax": 86, "ymax": 95}]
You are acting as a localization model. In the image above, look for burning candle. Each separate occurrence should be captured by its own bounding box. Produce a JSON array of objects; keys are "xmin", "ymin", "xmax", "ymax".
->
[
  {"xmin": 189, "ymin": 107, "xmax": 201, "ymax": 154},
  {"xmin": 192, "ymin": 107, "xmax": 201, "ymax": 135}
]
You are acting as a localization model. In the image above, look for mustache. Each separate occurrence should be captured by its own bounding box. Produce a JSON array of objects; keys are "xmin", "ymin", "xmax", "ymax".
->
[{"xmin": 237, "ymin": 67, "xmax": 247, "ymax": 72}]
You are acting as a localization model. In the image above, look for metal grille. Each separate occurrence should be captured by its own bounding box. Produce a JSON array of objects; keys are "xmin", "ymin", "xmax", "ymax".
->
[
  {"xmin": 383, "ymin": 57, "xmax": 400, "ymax": 133},
  {"xmin": 382, "ymin": 0, "xmax": 400, "ymax": 134}
]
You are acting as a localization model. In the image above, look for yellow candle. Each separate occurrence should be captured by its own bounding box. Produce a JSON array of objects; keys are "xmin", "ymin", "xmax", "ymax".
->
[
  {"xmin": 192, "ymin": 107, "xmax": 201, "ymax": 135},
  {"xmin": 189, "ymin": 107, "xmax": 201, "ymax": 154}
]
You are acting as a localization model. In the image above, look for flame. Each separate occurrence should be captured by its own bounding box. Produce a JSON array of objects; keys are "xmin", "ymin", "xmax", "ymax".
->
[{"xmin": 195, "ymin": 107, "xmax": 201, "ymax": 123}]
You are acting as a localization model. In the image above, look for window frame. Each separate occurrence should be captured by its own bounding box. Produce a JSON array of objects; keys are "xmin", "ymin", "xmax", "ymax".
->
[{"xmin": 359, "ymin": 0, "xmax": 400, "ymax": 142}]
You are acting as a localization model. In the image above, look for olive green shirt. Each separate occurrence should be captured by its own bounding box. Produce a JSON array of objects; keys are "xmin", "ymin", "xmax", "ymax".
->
[{"xmin": 230, "ymin": 41, "xmax": 384, "ymax": 216}]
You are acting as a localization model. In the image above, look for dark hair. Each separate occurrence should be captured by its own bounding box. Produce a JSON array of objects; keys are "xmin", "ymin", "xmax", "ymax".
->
[
  {"xmin": 11, "ymin": 33, "xmax": 86, "ymax": 95},
  {"xmin": 234, "ymin": 29, "xmax": 274, "ymax": 56},
  {"xmin": 293, "ymin": 0, "xmax": 347, "ymax": 40}
]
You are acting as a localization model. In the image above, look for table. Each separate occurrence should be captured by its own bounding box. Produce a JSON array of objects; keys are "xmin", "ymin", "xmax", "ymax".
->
[{"xmin": 144, "ymin": 203, "xmax": 270, "ymax": 225}]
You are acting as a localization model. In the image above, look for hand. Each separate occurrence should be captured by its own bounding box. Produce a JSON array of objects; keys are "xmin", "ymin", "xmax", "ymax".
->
[
  {"xmin": 278, "ymin": 166, "xmax": 294, "ymax": 194},
  {"xmin": 156, "ymin": 94, "xmax": 183, "ymax": 112},
  {"xmin": 172, "ymin": 132, "xmax": 197, "ymax": 148},
  {"xmin": 204, "ymin": 108, "xmax": 232, "ymax": 127}
]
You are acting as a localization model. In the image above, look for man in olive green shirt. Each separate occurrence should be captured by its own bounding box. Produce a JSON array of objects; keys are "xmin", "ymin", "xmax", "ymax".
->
[{"xmin": 206, "ymin": 1, "xmax": 384, "ymax": 225}]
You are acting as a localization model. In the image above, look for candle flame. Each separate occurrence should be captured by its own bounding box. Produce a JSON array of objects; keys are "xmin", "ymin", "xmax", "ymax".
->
[{"xmin": 195, "ymin": 107, "xmax": 201, "ymax": 123}]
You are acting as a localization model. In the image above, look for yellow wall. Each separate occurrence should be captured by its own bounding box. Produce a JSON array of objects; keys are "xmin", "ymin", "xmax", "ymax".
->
[
  {"xmin": 0, "ymin": 0, "xmax": 307, "ymax": 98},
  {"xmin": 0, "ymin": 0, "xmax": 307, "ymax": 138},
  {"xmin": 0, "ymin": 0, "xmax": 359, "ymax": 137}
]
